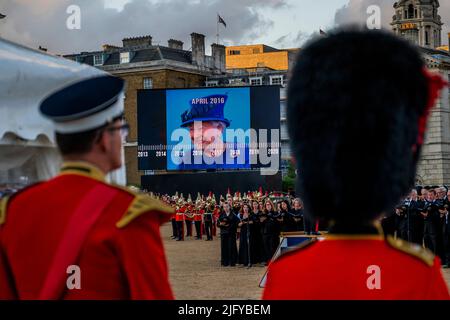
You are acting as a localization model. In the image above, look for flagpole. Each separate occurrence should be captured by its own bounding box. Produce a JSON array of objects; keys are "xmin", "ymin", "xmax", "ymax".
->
[{"xmin": 216, "ymin": 14, "xmax": 219, "ymax": 44}]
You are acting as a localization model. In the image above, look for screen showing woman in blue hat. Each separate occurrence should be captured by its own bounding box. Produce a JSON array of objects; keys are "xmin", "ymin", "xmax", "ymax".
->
[{"xmin": 166, "ymin": 87, "xmax": 251, "ymax": 171}]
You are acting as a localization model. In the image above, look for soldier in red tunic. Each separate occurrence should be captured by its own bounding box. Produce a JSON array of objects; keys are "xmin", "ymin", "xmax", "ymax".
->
[
  {"xmin": 175, "ymin": 200, "xmax": 186, "ymax": 241},
  {"xmin": 263, "ymin": 29, "xmax": 449, "ymax": 300},
  {"xmin": 184, "ymin": 199, "xmax": 194, "ymax": 238},
  {"xmin": 0, "ymin": 75, "xmax": 174, "ymax": 300}
]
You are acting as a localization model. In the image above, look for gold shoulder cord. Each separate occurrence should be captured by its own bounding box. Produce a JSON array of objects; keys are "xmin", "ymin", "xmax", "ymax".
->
[
  {"xmin": 116, "ymin": 193, "xmax": 173, "ymax": 228},
  {"xmin": 0, "ymin": 197, "xmax": 9, "ymax": 226},
  {"xmin": 386, "ymin": 235, "xmax": 435, "ymax": 267}
]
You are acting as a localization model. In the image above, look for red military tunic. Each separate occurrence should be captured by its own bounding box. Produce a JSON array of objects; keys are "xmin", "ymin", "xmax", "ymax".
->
[
  {"xmin": 0, "ymin": 161, "xmax": 174, "ymax": 300},
  {"xmin": 194, "ymin": 209, "xmax": 203, "ymax": 222},
  {"xmin": 175, "ymin": 206, "xmax": 186, "ymax": 222},
  {"xmin": 263, "ymin": 234, "xmax": 450, "ymax": 300},
  {"xmin": 184, "ymin": 205, "xmax": 194, "ymax": 222}
]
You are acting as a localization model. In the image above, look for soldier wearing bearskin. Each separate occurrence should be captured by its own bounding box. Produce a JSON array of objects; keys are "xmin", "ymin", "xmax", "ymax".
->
[{"xmin": 263, "ymin": 28, "xmax": 449, "ymax": 300}]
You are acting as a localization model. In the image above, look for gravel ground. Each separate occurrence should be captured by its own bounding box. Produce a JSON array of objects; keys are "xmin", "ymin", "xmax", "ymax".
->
[
  {"xmin": 162, "ymin": 224, "xmax": 450, "ymax": 299},
  {"xmin": 162, "ymin": 224, "xmax": 265, "ymax": 300}
]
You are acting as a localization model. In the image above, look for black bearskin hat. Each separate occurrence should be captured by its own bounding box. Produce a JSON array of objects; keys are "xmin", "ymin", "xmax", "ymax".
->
[{"xmin": 288, "ymin": 28, "xmax": 431, "ymax": 224}]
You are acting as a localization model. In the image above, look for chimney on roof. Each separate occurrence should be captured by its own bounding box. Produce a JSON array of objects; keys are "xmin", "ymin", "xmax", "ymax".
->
[
  {"xmin": 122, "ymin": 35, "xmax": 152, "ymax": 48},
  {"xmin": 191, "ymin": 33, "xmax": 205, "ymax": 68},
  {"xmin": 211, "ymin": 43, "xmax": 226, "ymax": 73},
  {"xmin": 102, "ymin": 44, "xmax": 120, "ymax": 51},
  {"xmin": 168, "ymin": 39, "xmax": 183, "ymax": 50}
]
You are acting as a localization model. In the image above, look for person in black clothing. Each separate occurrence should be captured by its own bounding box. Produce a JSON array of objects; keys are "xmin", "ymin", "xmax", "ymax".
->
[
  {"xmin": 258, "ymin": 210, "xmax": 270, "ymax": 265},
  {"xmin": 289, "ymin": 198, "xmax": 304, "ymax": 232},
  {"xmin": 380, "ymin": 210, "xmax": 396, "ymax": 238},
  {"xmin": 250, "ymin": 200, "xmax": 263, "ymax": 265},
  {"xmin": 437, "ymin": 205, "xmax": 448, "ymax": 264},
  {"xmin": 394, "ymin": 204, "xmax": 408, "ymax": 240},
  {"xmin": 260, "ymin": 199, "xmax": 279, "ymax": 265},
  {"xmin": 404, "ymin": 189, "xmax": 424, "ymax": 245},
  {"xmin": 279, "ymin": 200, "xmax": 293, "ymax": 233},
  {"xmin": 276, "ymin": 202, "xmax": 282, "ymax": 215},
  {"xmin": 217, "ymin": 202, "xmax": 239, "ymax": 267},
  {"xmin": 170, "ymin": 200, "xmax": 178, "ymax": 239},
  {"xmin": 238, "ymin": 203, "xmax": 252, "ymax": 267},
  {"xmin": 443, "ymin": 206, "xmax": 450, "ymax": 267},
  {"xmin": 303, "ymin": 205, "xmax": 316, "ymax": 235},
  {"xmin": 203, "ymin": 204, "xmax": 214, "ymax": 241},
  {"xmin": 445, "ymin": 190, "xmax": 450, "ymax": 207},
  {"xmin": 421, "ymin": 189, "xmax": 441, "ymax": 255}
]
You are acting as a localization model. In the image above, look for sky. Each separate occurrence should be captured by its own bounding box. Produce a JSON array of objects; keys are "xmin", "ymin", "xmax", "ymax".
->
[{"xmin": 0, "ymin": 0, "xmax": 448, "ymax": 55}]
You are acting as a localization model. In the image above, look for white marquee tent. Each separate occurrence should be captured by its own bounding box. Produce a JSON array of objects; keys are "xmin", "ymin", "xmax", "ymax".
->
[{"xmin": 0, "ymin": 38, "xmax": 126, "ymax": 190}]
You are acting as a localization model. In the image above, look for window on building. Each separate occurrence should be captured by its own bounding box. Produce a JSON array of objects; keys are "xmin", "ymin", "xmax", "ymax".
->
[
  {"xmin": 408, "ymin": 4, "xmax": 414, "ymax": 19},
  {"xmin": 249, "ymin": 77, "xmax": 262, "ymax": 86},
  {"xmin": 425, "ymin": 30, "xmax": 430, "ymax": 45},
  {"xmin": 93, "ymin": 54, "xmax": 104, "ymax": 66},
  {"xmin": 176, "ymin": 77, "xmax": 186, "ymax": 88},
  {"xmin": 270, "ymin": 75, "xmax": 283, "ymax": 86},
  {"xmin": 143, "ymin": 77, "xmax": 153, "ymax": 89},
  {"xmin": 228, "ymin": 78, "xmax": 243, "ymax": 85},
  {"xmin": 281, "ymin": 141, "xmax": 292, "ymax": 159},
  {"xmin": 206, "ymin": 81, "xmax": 218, "ymax": 87},
  {"xmin": 281, "ymin": 124, "xmax": 289, "ymax": 140},
  {"xmin": 120, "ymin": 52, "xmax": 131, "ymax": 64},
  {"xmin": 280, "ymin": 101, "xmax": 287, "ymax": 119},
  {"xmin": 229, "ymin": 50, "xmax": 241, "ymax": 55}
]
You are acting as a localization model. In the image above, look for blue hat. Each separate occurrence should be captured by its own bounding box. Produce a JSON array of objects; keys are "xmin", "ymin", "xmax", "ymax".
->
[
  {"xmin": 180, "ymin": 94, "xmax": 230, "ymax": 127},
  {"xmin": 40, "ymin": 75, "xmax": 125, "ymax": 134}
]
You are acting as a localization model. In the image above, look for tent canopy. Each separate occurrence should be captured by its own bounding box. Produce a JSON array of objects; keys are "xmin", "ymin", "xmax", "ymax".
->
[{"xmin": 0, "ymin": 38, "xmax": 126, "ymax": 187}]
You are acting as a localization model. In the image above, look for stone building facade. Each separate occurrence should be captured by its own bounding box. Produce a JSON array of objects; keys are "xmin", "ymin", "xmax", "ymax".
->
[
  {"xmin": 416, "ymin": 49, "xmax": 450, "ymax": 185},
  {"xmin": 391, "ymin": 0, "xmax": 450, "ymax": 185},
  {"xmin": 65, "ymin": 33, "xmax": 226, "ymax": 185},
  {"xmin": 391, "ymin": 0, "xmax": 443, "ymax": 48}
]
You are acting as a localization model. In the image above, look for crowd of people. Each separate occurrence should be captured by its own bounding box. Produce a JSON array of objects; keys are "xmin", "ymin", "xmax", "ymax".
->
[
  {"xmin": 384, "ymin": 186, "xmax": 450, "ymax": 267},
  {"xmin": 157, "ymin": 190, "xmax": 321, "ymax": 268}
]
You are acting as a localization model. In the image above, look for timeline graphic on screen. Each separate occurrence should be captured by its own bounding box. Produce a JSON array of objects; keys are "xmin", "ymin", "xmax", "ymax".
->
[{"xmin": 137, "ymin": 86, "xmax": 280, "ymax": 172}]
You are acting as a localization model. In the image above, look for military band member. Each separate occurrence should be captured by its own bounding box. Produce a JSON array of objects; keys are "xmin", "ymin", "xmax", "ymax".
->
[
  {"xmin": 194, "ymin": 203, "xmax": 203, "ymax": 240},
  {"xmin": 0, "ymin": 76, "xmax": 174, "ymax": 299},
  {"xmin": 212, "ymin": 204, "xmax": 221, "ymax": 237},
  {"xmin": 170, "ymin": 201, "xmax": 178, "ymax": 240},
  {"xmin": 184, "ymin": 198, "xmax": 194, "ymax": 238},
  {"xmin": 175, "ymin": 201, "xmax": 186, "ymax": 241},
  {"xmin": 263, "ymin": 29, "xmax": 449, "ymax": 299}
]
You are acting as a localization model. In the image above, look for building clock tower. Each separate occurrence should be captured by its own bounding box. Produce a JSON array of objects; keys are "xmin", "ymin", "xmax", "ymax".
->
[{"xmin": 391, "ymin": 0, "xmax": 443, "ymax": 49}]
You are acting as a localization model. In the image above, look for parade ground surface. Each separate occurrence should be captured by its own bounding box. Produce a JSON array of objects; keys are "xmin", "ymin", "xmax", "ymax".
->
[{"xmin": 162, "ymin": 224, "xmax": 450, "ymax": 300}]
